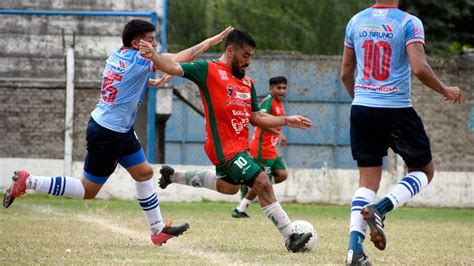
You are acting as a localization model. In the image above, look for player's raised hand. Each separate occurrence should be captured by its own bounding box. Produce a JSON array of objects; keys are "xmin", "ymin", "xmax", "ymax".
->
[
  {"xmin": 285, "ymin": 115, "xmax": 312, "ymax": 129},
  {"xmin": 443, "ymin": 86, "xmax": 463, "ymax": 104},
  {"xmin": 208, "ymin": 26, "xmax": 234, "ymax": 47},
  {"xmin": 149, "ymin": 75, "xmax": 173, "ymax": 87},
  {"xmin": 139, "ymin": 40, "xmax": 155, "ymax": 59}
]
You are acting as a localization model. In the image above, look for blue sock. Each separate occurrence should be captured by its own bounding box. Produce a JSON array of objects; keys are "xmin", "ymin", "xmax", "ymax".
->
[
  {"xmin": 375, "ymin": 197, "xmax": 394, "ymax": 216},
  {"xmin": 348, "ymin": 231, "xmax": 365, "ymax": 254}
]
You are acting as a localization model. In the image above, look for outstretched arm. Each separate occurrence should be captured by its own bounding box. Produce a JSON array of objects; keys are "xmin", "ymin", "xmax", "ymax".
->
[
  {"xmin": 250, "ymin": 111, "xmax": 312, "ymax": 130},
  {"xmin": 140, "ymin": 40, "xmax": 183, "ymax": 76},
  {"xmin": 407, "ymin": 43, "xmax": 463, "ymax": 104},
  {"xmin": 341, "ymin": 47, "xmax": 356, "ymax": 99},
  {"xmin": 164, "ymin": 26, "xmax": 233, "ymax": 63},
  {"xmin": 142, "ymin": 26, "xmax": 233, "ymax": 85}
]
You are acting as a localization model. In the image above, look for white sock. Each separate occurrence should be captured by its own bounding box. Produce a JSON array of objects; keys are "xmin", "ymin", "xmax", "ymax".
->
[
  {"xmin": 135, "ymin": 179, "xmax": 165, "ymax": 234},
  {"xmin": 262, "ymin": 202, "xmax": 293, "ymax": 240},
  {"xmin": 27, "ymin": 175, "xmax": 85, "ymax": 199},
  {"xmin": 350, "ymin": 187, "xmax": 376, "ymax": 235},
  {"xmin": 237, "ymin": 198, "xmax": 252, "ymax": 212},
  {"xmin": 386, "ymin": 171, "xmax": 429, "ymax": 210},
  {"xmin": 172, "ymin": 170, "xmax": 217, "ymax": 191}
]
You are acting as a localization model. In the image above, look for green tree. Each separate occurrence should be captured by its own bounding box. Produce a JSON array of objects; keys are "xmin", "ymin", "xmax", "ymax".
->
[
  {"xmin": 167, "ymin": 0, "xmax": 371, "ymax": 54},
  {"xmin": 167, "ymin": 0, "xmax": 473, "ymax": 55},
  {"xmin": 400, "ymin": 0, "xmax": 474, "ymax": 55}
]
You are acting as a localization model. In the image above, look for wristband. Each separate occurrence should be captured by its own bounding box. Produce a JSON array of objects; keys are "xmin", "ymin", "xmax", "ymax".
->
[{"xmin": 284, "ymin": 116, "xmax": 287, "ymax": 126}]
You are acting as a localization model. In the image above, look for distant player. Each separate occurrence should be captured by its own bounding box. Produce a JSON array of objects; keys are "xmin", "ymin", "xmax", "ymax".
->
[
  {"xmin": 3, "ymin": 19, "xmax": 232, "ymax": 245},
  {"xmin": 139, "ymin": 29, "xmax": 314, "ymax": 252},
  {"xmin": 232, "ymin": 76, "xmax": 289, "ymax": 218},
  {"xmin": 341, "ymin": 0, "xmax": 463, "ymax": 265}
]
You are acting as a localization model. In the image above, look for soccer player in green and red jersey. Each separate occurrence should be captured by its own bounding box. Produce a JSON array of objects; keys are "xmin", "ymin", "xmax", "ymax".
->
[
  {"xmin": 232, "ymin": 76, "xmax": 289, "ymax": 218},
  {"xmin": 139, "ymin": 29, "xmax": 313, "ymax": 252}
]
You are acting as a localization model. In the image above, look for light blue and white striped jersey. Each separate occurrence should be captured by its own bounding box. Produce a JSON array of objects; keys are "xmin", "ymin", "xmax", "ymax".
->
[
  {"xmin": 91, "ymin": 47, "xmax": 154, "ymax": 133},
  {"xmin": 344, "ymin": 5, "xmax": 425, "ymax": 108}
]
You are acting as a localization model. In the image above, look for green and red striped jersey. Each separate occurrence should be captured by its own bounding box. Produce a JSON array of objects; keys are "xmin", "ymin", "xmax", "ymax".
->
[
  {"xmin": 180, "ymin": 60, "xmax": 260, "ymax": 165},
  {"xmin": 249, "ymin": 95, "xmax": 285, "ymax": 160}
]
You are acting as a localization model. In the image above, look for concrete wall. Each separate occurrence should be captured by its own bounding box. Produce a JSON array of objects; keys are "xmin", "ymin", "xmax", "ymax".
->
[
  {"xmin": 0, "ymin": 0, "xmax": 163, "ymax": 160},
  {"xmin": 0, "ymin": 158, "xmax": 472, "ymax": 208},
  {"xmin": 1, "ymin": 55, "xmax": 473, "ymax": 169}
]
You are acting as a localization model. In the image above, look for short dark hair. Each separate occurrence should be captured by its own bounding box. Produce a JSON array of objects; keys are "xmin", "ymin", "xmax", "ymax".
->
[
  {"xmin": 224, "ymin": 29, "xmax": 257, "ymax": 49},
  {"xmin": 269, "ymin": 76, "xmax": 287, "ymax": 86},
  {"xmin": 122, "ymin": 19, "xmax": 156, "ymax": 47}
]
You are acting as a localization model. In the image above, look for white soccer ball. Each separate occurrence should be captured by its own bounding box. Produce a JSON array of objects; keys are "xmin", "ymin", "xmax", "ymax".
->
[{"xmin": 288, "ymin": 220, "xmax": 318, "ymax": 252}]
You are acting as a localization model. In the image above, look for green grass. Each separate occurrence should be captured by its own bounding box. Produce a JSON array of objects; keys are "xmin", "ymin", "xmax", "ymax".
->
[{"xmin": 1, "ymin": 194, "xmax": 473, "ymax": 265}]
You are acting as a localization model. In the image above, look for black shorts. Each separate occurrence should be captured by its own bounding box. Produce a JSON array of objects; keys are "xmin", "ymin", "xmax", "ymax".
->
[
  {"xmin": 83, "ymin": 118, "xmax": 146, "ymax": 184},
  {"xmin": 350, "ymin": 105, "xmax": 432, "ymax": 168}
]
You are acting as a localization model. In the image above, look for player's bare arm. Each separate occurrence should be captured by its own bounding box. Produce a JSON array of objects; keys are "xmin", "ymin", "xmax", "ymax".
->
[
  {"xmin": 140, "ymin": 39, "xmax": 184, "ymax": 76},
  {"xmin": 250, "ymin": 111, "xmax": 312, "ymax": 129},
  {"xmin": 341, "ymin": 47, "xmax": 356, "ymax": 99},
  {"xmin": 166, "ymin": 26, "xmax": 233, "ymax": 62},
  {"xmin": 146, "ymin": 26, "xmax": 233, "ymax": 87},
  {"xmin": 407, "ymin": 43, "xmax": 463, "ymax": 104}
]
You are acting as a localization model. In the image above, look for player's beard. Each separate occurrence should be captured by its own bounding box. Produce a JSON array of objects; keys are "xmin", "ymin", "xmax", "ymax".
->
[{"xmin": 231, "ymin": 57, "xmax": 247, "ymax": 79}]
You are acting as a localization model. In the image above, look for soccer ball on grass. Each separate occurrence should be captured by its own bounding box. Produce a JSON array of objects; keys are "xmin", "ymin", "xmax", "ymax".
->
[{"xmin": 286, "ymin": 220, "xmax": 318, "ymax": 252}]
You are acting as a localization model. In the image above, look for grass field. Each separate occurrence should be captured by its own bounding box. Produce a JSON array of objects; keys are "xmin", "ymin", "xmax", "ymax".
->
[{"xmin": 0, "ymin": 194, "xmax": 472, "ymax": 265}]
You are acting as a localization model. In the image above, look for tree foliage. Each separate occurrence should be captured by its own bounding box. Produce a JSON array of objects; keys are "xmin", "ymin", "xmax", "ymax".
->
[
  {"xmin": 167, "ymin": 0, "xmax": 473, "ymax": 55},
  {"xmin": 400, "ymin": 0, "xmax": 474, "ymax": 55}
]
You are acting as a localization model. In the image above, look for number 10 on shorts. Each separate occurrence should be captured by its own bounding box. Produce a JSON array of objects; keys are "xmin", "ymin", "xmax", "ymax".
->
[{"xmin": 234, "ymin": 156, "xmax": 248, "ymax": 169}]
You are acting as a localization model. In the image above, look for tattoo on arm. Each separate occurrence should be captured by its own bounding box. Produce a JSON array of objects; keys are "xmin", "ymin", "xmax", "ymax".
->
[
  {"xmin": 189, "ymin": 44, "xmax": 204, "ymax": 58},
  {"xmin": 415, "ymin": 44, "xmax": 425, "ymax": 54}
]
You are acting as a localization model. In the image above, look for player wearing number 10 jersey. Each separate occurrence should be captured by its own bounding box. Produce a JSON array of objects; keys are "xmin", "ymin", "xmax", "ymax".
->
[
  {"xmin": 341, "ymin": 1, "xmax": 463, "ymax": 265},
  {"xmin": 139, "ymin": 29, "xmax": 315, "ymax": 252}
]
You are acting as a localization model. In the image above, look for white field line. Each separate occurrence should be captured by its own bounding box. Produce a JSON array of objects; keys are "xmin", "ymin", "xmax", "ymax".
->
[{"xmin": 24, "ymin": 203, "xmax": 242, "ymax": 264}]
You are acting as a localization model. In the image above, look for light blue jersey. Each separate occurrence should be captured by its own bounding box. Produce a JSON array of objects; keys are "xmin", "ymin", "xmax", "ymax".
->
[
  {"xmin": 344, "ymin": 5, "xmax": 425, "ymax": 108},
  {"xmin": 91, "ymin": 47, "xmax": 154, "ymax": 133}
]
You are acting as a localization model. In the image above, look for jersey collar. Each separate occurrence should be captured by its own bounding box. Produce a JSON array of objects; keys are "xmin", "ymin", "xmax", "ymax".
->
[{"xmin": 372, "ymin": 4, "xmax": 398, "ymax": 8}]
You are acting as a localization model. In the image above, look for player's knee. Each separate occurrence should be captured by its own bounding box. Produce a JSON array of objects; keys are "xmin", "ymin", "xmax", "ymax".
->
[
  {"xmin": 409, "ymin": 161, "xmax": 434, "ymax": 183},
  {"xmin": 217, "ymin": 180, "xmax": 240, "ymax": 194},
  {"xmin": 274, "ymin": 171, "xmax": 288, "ymax": 183},
  {"xmin": 425, "ymin": 167, "xmax": 434, "ymax": 183},
  {"xmin": 253, "ymin": 174, "xmax": 272, "ymax": 192},
  {"xmin": 226, "ymin": 186, "xmax": 240, "ymax": 195},
  {"xmin": 143, "ymin": 166, "xmax": 154, "ymax": 179},
  {"xmin": 135, "ymin": 165, "xmax": 154, "ymax": 181}
]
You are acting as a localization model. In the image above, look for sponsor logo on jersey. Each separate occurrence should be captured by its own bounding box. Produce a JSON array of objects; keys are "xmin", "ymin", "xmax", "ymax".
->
[
  {"xmin": 372, "ymin": 8, "xmax": 389, "ymax": 18},
  {"xmin": 218, "ymin": 69, "xmax": 229, "ymax": 80},
  {"xmin": 359, "ymin": 23, "xmax": 394, "ymax": 39},
  {"xmin": 242, "ymin": 164, "xmax": 251, "ymax": 174},
  {"xmin": 232, "ymin": 109, "xmax": 250, "ymax": 117},
  {"xmin": 235, "ymin": 91, "xmax": 251, "ymax": 100},
  {"xmin": 413, "ymin": 26, "xmax": 424, "ymax": 38},
  {"xmin": 231, "ymin": 117, "xmax": 249, "ymax": 134},
  {"xmin": 227, "ymin": 84, "xmax": 252, "ymax": 106},
  {"xmin": 274, "ymin": 106, "xmax": 282, "ymax": 115},
  {"xmin": 355, "ymin": 84, "xmax": 399, "ymax": 92}
]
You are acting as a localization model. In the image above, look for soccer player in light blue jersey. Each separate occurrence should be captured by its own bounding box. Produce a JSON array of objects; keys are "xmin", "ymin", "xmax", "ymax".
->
[
  {"xmin": 341, "ymin": 0, "xmax": 463, "ymax": 265},
  {"xmin": 3, "ymin": 19, "xmax": 232, "ymax": 245}
]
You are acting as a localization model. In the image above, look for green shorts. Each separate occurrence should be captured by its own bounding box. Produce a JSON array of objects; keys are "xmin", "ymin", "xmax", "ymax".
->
[
  {"xmin": 253, "ymin": 156, "xmax": 287, "ymax": 181},
  {"xmin": 216, "ymin": 151, "xmax": 262, "ymax": 186}
]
